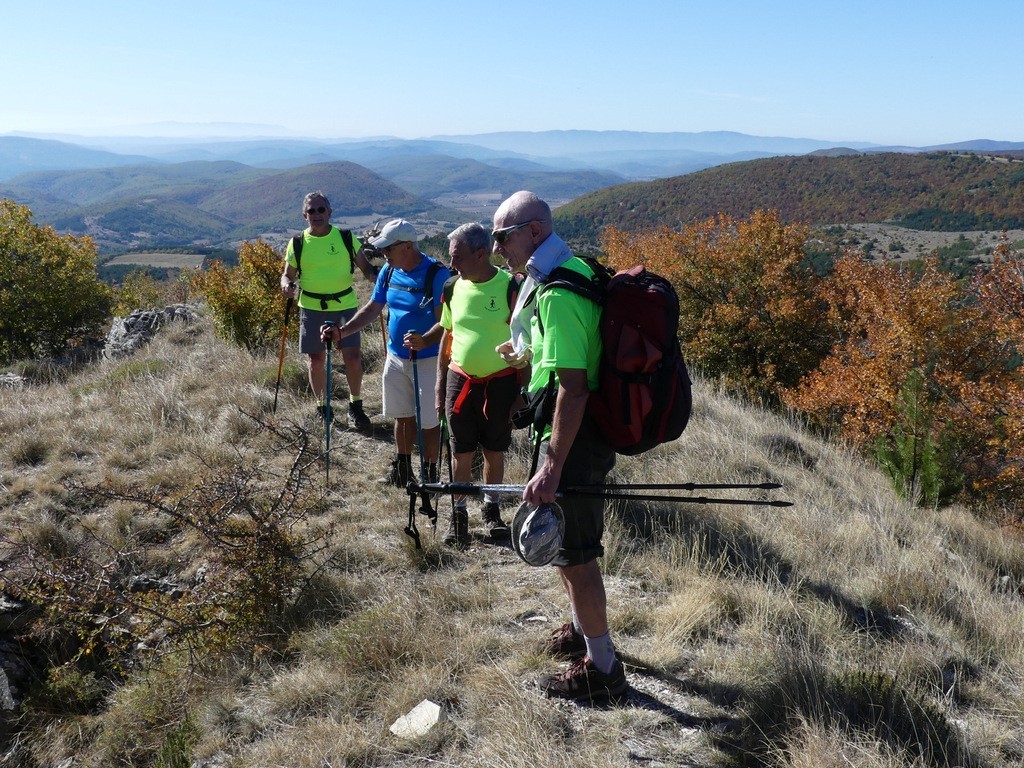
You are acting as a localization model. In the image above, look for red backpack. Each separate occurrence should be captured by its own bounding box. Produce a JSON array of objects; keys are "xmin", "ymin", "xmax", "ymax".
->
[{"xmin": 540, "ymin": 257, "xmax": 692, "ymax": 455}]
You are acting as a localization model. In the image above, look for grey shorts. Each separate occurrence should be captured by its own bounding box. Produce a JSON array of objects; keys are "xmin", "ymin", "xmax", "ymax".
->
[{"xmin": 300, "ymin": 307, "xmax": 359, "ymax": 354}]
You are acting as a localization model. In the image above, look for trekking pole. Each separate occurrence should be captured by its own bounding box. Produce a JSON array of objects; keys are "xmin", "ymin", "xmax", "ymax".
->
[
  {"xmin": 440, "ymin": 412, "xmax": 456, "ymax": 513},
  {"xmin": 272, "ymin": 291, "xmax": 294, "ymax": 413},
  {"xmin": 568, "ymin": 482, "xmax": 784, "ymax": 492},
  {"xmin": 409, "ymin": 349, "xmax": 436, "ymax": 525},
  {"xmin": 323, "ymin": 320, "xmax": 335, "ymax": 491},
  {"xmin": 407, "ymin": 481, "xmax": 793, "ymax": 508}
]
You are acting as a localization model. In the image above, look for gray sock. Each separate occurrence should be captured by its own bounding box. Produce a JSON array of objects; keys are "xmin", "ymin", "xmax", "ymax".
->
[{"xmin": 585, "ymin": 631, "xmax": 617, "ymax": 674}]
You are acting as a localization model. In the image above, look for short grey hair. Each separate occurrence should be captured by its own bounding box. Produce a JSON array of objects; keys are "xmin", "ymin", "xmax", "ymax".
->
[
  {"xmin": 303, "ymin": 190, "xmax": 331, "ymax": 210},
  {"xmin": 447, "ymin": 222, "xmax": 491, "ymax": 253}
]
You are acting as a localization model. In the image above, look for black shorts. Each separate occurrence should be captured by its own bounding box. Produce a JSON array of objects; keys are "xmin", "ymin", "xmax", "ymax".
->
[
  {"xmin": 445, "ymin": 369, "xmax": 519, "ymax": 454},
  {"xmin": 540, "ymin": 414, "xmax": 616, "ymax": 568}
]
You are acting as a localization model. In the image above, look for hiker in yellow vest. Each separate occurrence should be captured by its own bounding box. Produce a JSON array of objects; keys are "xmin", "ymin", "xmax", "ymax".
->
[
  {"xmin": 279, "ymin": 191, "xmax": 377, "ymax": 429},
  {"xmin": 436, "ymin": 223, "xmax": 522, "ymax": 547}
]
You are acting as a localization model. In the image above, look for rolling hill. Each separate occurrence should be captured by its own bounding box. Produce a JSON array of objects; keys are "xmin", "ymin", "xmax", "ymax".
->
[
  {"xmin": 0, "ymin": 160, "xmax": 456, "ymax": 252},
  {"xmin": 553, "ymin": 151, "xmax": 1024, "ymax": 243}
]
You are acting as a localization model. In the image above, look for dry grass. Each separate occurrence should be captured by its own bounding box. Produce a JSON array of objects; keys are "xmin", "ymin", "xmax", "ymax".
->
[{"xmin": 3, "ymin": 313, "xmax": 1024, "ymax": 767}]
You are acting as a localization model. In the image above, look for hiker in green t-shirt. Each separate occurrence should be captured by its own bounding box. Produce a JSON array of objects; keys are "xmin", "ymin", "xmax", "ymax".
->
[
  {"xmin": 435, "ymin": 223, "xmax": 522, "ymax": 548},
  {"xmin": 493, "ymin": 191, "xmax": 626, "ymax": 704},
  {"xmin": 280, "ymin": 191, "xmax": 378, "ymax": 429}
]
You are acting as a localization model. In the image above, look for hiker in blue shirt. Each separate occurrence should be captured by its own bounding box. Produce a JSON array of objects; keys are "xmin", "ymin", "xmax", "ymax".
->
[{"xmin": 322, "ymin": 219, "xmax": 450, "ymax": 487}]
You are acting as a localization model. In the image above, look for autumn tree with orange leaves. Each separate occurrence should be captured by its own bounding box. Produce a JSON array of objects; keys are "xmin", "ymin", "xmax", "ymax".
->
[
  {"xmin": 785, "ymin": 249, "xmax": 1020, "ymax": 505},
  {"xmin": 601, "ymin": 210, "xmax": 830, "ymax": 397},
  {"xmin": 946, "ymin": 238, "xmax": 1024, "ymax": 503}
]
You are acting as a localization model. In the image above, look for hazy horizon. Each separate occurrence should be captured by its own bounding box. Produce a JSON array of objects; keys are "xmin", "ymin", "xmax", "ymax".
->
[{"xmin": 3, "ymin": 0, "xmax": 1022, "ymax": 148}]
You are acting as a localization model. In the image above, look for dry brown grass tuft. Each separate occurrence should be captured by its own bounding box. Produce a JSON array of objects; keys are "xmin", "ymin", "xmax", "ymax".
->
[{"xmin": 4, "ymin": 314, "xmax": 1024, "ymax": 766}]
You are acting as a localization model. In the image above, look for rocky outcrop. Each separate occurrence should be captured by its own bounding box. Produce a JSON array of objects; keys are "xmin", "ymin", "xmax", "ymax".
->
[{"xmin": 103, "ymin": 304, "xmax": 200, "ymax": 359}]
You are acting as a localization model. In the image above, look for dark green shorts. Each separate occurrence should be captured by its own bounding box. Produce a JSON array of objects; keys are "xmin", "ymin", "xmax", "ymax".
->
[{"xmin": 538, "ymin": 414, "xmax": 616, "ymax": 568}]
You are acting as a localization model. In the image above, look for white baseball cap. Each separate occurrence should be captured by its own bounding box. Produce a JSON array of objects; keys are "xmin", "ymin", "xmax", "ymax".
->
[{"xmin": 369, "ymin": 219, "xmax": 418, "ymax": 249}]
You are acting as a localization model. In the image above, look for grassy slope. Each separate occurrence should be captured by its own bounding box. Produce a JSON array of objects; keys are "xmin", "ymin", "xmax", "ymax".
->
[{"xmin": 2, "ymin": 316, "xmax": 1024, "ymax": 766}]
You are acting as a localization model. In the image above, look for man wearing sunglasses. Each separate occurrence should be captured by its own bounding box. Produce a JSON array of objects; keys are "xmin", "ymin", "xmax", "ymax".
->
[
  {"xmin": 280, "ymin": 191, "xmax": 378, "ymax": 429},
  {"xmin": 492, "ymin": 191, "xmax": 626, "ymax": 703},
  {"xmin": 320, "ymin": 218, "xmax": 451, "ymax": 487}
]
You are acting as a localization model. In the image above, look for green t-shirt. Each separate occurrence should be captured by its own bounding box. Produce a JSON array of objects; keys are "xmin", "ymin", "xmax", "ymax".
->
[
  {"xmin": 528, "ymin": 257, "xmax": 602, "ymax": 394},
  {"xmin": 285, "ymin": 226, "xmax": 362, "ymax": 311},
  {"xmin": 440, "ymin": 269, "xmax": 515, "ymax": 377}
]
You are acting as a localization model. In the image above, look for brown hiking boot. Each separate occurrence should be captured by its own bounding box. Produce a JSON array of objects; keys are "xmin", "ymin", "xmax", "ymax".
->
[
  {"xmin": 538, "ymin": 656, "xmax": 628, "ymax": 702},
  {"xmin": 541, "ymin": 621, "xmax": 587, "ymax": 660}
]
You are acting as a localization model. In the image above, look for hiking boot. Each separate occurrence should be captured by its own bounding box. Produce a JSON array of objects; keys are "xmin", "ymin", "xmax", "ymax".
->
[
  {"xmin": 541, "ymin": 621, "xmax": 587, "ymax": 660},
  {"xmin": 425, "ymin": 463, "xmax": 439, "ymax": 484},
  {"xmin": 317, "ymin": 404, "xmax": 334, "ymax": 423},
  {"xmin": 347, "ymin": 400, "xmax": 371, "ymax": 431},
  {"xmin": 443, "ymin": 508, "xmax": 470, "ymax": 549},
  {"xmin": 481, "ymin": 501, "xmax": 509, "ymax": 538},
  {"xmin": 537, "ymin": 656, "xmax": 628, "ymax": 703},
  {"xmin": 378, "ymin": 456, "xmax": 412, "ymax": 488}
]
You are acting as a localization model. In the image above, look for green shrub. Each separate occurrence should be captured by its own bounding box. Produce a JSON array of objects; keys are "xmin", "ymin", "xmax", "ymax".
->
[
  {"xmin": 0, "ymin": 199, "xmax": 112, "ymax": 364},
  {"xmin": 190, "ymin": 240, "xmax": 294, "ymax": 350}
]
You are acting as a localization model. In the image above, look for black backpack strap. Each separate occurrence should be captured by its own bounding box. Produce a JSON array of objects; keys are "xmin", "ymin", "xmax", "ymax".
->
[
  {"xmin": 536, "ymin": 259, "xmax": 607, "ymax": 334},
  {"xmin": 424, "ymin": 260, "xmax": 442, "ymax": 307},
  {"xmin": 292, "ymin": 234, "xmax": 304, "ymax": 276},
  {"xmin": 441, "ymin": 274, "xmax": 459, "ymax": 306},
  {"xmin": 339, "ymin": 228, "xmax": 355, "ymax": 274},
  {"xmin": 506, "ymin": 272, "xmax": 523, "ymax": 316}
]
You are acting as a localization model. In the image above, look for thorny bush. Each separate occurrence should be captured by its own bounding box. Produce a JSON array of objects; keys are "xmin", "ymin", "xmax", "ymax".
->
[{"xmin": 2, "ymin": 414, "xmax": 333, "ymax": 689}]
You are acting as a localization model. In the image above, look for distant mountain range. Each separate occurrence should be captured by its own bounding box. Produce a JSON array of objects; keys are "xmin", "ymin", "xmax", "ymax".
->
[{"xmin": 2, "ymin": 130, "xmax": 1023, "ymax": 253}]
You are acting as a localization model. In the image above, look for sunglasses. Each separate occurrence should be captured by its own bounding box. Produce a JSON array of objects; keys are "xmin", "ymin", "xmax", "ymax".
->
[
  {"xmin": 491, "ymin": 220, "xmax": 533, "ymax": 244},
  {"xmin": 305, "ymin": 206, "xmax": 327, "ymax": 215}
]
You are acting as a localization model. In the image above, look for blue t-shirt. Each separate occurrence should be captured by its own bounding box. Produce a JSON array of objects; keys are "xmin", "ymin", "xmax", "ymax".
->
[{"xmin": 372, "ymin": 254, "xmax": 451, "ymax": 359}]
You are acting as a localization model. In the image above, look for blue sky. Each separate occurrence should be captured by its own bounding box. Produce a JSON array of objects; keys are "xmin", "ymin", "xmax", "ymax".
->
[{"xmin": 2, "ymin": 0, "xmax": 1021, "ymax": 146}]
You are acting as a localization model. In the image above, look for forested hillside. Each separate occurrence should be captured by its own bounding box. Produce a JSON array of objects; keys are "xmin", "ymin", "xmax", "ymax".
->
[
  {"xmin": 0, "ymin": 161, "xmax": 454, "ymax": 252},
  {"xmin": 555, "ymin": 152, "xmax": 1024, "ymax": 243}
]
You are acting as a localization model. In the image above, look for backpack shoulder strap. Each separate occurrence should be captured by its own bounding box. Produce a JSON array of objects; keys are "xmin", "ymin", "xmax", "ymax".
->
[
  {"xmin": 542, "ymin": 258, "xmax": 607, "ymax": 305},
  {"xmin": 292, "ymin": 234, "xmax": 304, "ymax": 275},
  {"xmin": 339, "ymin": 228, "xmax": 355, "ymax": 274},
  {"xmin": 507, "ymin": 272, "xmax": 523, "ymax": 309},
  {"xmin": 424, "ymin": 259, "xmax": 443, "ymax": 306},
  {"xmin": 441, "ymin": 274, "xmax": 459, "ymax": 306}
]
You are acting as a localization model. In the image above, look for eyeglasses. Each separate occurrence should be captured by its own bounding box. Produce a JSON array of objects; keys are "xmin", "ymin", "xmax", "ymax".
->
[
  {"xmin": 305, "ymin": 206, "xmax": 327, "ymax": 215},
  {"xmin": 491, "ymin": 220, "xmax": 534, "ymax": 244}
]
